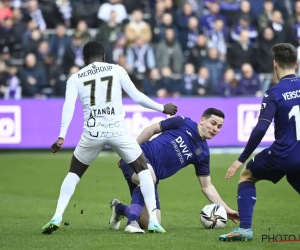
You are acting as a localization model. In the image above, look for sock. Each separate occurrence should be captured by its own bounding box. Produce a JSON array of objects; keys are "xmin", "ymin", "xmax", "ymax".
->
[
  {"xmin": 52, "ymin": 172, "xmax": 80, "ymax": 219},
  {"xmin": 115, "ymin": 203, "xmax": 130, "ymax": 217},
  {"xmin": 237, "ymin": 181, "xmax": 256, "ymax": 229},
  {"xmin": 137, "ymin": 169, "xmax": 157, "ymax": 223},
  {"xmin": 127, "ymin": 186, "xmax": 145, "ymax": 225}
]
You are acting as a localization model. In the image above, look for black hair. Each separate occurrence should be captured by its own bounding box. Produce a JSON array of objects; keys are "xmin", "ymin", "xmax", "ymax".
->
[
  {"xmin": 83, "ymin": 41, "xmax": 105, "ymax": 61},
  {"xmin": 271, "ymin": 43, "xmax": 298, "ymax": 69},
  {"xmin": 202, "ymin": 108, "xmax": 225, "ymax": 119}
]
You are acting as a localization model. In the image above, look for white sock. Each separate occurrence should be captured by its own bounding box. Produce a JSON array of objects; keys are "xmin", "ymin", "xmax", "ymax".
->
[
  {"xmin": 52, "ymin": 172, "xmax": 80, "ymax": 219},
  {"xmin": 137, "ymin": 169, "xmax": 158, "ymax": 223}
]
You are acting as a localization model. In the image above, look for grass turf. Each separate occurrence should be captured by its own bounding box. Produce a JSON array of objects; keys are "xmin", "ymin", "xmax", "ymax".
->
[{"xmin": 1, "ymin": 151, "xmax": 300, "ymax": 250}]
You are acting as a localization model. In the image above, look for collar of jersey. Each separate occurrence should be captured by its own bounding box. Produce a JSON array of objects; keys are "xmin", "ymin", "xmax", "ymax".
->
[{"xmin": 280, "ymin": 74, "xmax": 297, "ymax": 80}]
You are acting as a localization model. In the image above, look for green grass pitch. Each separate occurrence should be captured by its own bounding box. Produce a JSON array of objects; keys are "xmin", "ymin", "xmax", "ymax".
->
[{"xmin": 1, "ymin": 151, "xmax": 300, "ymax": 250}]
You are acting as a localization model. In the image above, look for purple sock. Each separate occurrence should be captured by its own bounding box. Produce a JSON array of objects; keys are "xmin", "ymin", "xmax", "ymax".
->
[
  {"xmin": 127, "ymin": 186, "xmax": 145, "ymax": 225},
  {"xmin": 237, "ymin": 181, "xmax": 256, "ymax": 229},
  {"xmin": 115, "ymin": 203, "xmax": 130, "ymax": 217}
]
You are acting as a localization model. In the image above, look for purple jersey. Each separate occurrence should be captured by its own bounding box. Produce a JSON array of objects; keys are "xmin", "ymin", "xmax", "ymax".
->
[
  {"xmin": 259, "ymin": 74, "xmax": 300, "ymax": 169},
  {"xmin": 141, "ymin": 116, "xmax": 210, "ymax": 181}
]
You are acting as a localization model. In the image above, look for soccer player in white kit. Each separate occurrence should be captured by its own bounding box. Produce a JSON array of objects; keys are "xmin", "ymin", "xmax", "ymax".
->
[{"xmin": 41, "ymin": 41, "xmax": 177, "ymax": 234}]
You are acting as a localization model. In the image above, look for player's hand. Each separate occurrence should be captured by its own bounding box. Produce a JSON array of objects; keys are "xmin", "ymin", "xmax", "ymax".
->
[
  {"xmin": 227, "ymin": 209, "xmax": 240, "ymax": 224},
  {"xmin": 51, "ymin": 137, "xmax": 64, "ymax": 154},
  {"xmin": 163, "ymin": 103, "xmax": 177, "ymax": 116},
  {"xmin": 225, "ymin": 160, "xmax": 243, "ymax": 178}
]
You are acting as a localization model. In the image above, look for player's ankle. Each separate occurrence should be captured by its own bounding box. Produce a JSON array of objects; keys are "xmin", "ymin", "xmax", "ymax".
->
[{"xmin": 52, "ymin": 213, "xmax": 63, "ymax": 220}]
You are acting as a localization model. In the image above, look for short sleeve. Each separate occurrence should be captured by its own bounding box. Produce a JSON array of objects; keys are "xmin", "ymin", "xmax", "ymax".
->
[
  {"xmin": 194, "ymin": 156, "xmax": 210, "ymax": 176},
  {"xmin": 258, "ymin": 91, "xmax": 277, "ymax": 122},
  {"xmin": 160, "ymin": 116, "xmax": 186, "ymax": 131}
]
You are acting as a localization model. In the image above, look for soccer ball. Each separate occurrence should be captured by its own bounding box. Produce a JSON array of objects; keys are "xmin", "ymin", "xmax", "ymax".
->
[{"xmin": 200, "ymin": 204, "xmax": 227, "ymax": 229}]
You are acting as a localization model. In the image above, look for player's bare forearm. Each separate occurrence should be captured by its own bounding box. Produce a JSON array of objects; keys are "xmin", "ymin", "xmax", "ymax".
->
[
  {"xmin": 201, "ymin": 184, "xmax": 231, "ymax": 212},
  {"xmin": 136, "ymin": 123, "xmax": 162, "ymax": 145}
]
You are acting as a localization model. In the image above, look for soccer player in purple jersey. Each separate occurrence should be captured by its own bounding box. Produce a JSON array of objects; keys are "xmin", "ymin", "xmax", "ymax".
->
[
  {"xmin": 108, "ymin": 108, "xmax": 240, "ymax": 233},
  {"xmin": 219, "ymin": 43, "xmax": 300, "ymax": 242}
]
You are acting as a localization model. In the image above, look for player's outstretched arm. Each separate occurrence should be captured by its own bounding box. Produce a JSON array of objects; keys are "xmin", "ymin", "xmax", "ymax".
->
[
  {"xmin": 136, "ymin": 123, "xmax": 162, "ymax": 145},
  {"xmin": 118, "ymin": 66, "xmax": 177, "ymax": 115},
  {"xmin": 52, "ymin": 76, "xmax": 78, "ymax": 154},
  {"xmin": 198, "ymin": 175, "xmax": 239, "ymax": 223},
  {"xmin": 225, "ymin": 119, "xmax": 271, "ymax": 178}
]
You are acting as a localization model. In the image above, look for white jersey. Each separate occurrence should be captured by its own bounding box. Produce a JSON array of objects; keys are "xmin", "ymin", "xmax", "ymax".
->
[{"xmin": 58, "ymin": 62, "xmax": 164, "ymax": 139}]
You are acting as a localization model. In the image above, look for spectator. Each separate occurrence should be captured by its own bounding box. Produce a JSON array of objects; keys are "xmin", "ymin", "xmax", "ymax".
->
[
  {"xmin": 97, "ymin": 0, "xmax": 127, "ymax": 24},
  {"xmin": 125, "ymin": 9, "xmax": 152, "ymax": 46},
  {"xmin": 23, "ymin": 28, "xmax": 43, "ymax": 55},
  {"xmin": 238, "ymin": 0, "xmax": 256, "ymax": 27},
  {"xmin": 0, "ymin": 0, "xmax": 13, "ymax": 24},
  {"xmin": 148, "ymin": 0, "xmax": 166, "ymax": 30},
  {"xmin": 206, "ymin": 18, "xmax": 228, "ymax": 61},
  {"xmin": 231, "ymin": 14, "xmax": 258, "ymax": 45},
  {"xmin": 19, "ymin": 53, "xmax": 46, "ymax": 98},
  {"xmin": 36, "ymin": 40, "xmax": 50, "ymax": 64},
  {"xmin": 0, "ymin": 17, "xmax": 16, "ymax": 52},
  {"xmin": 227, "ymin": 30, "xmax": 254, "ymax": 72},
  {"xmin": 270, "ymin": 10, "xmax": 293, "ymax": 44},
  {"xmin": 159, "ymin": 66, "xmax": 180, "ymax": 97},
  {"xmin": 11, "ymin": 8, "xmax": 27, "ymax": 50},
  {"xmin": 95, "ymin": 11, "xmax": 124, "ymax": 47},
  {"xmin": 255, "ymin": 27, "xmax": 277, "ymax": 74},
  {"xmin": 49, "ymin": 23, "xmax": 71, "ymax": 66},
  {"xmin": 73, "ymin": 20, "xmax": 92, "ymax": 45},
  {"xmin": 164, "ymin": 0, "xmax": 177, "ymax": 18},
  {"xmin": 3, "ymin": 63, "xmax": 21, "ymax": 99},
  {"xmin": 258, "ymin": 0, "xmax": 274, "ymax": 31},
  {"xmin": 72, "ymin": 0, "xmax": 100, "ymax": 28},
  {"xmin": 151, "ymin": 12, "xmax": 178, "ymax": 43},
  {"xmin": 141, "ymin": 68, "xmax": 162, "ymax": 97},
  {"xmin": 112, "ymin": 34, "xmax": 127, "ymax": 63},
  {"xmin": 186, "ymin": 34, "xmax": 208, "ymax": 71},
  {"xmin": 179, "ymin": 16, "xmax": 202, "ymax": 52},
  {"xmin": 62, "ymin": 33, "xmax": 84, "ymax": 74},
  {"xmin": 126, "ymin": 36, "xmax": 155, "ymax": 80},
  {"xmin": 175, "ymin": 2, "xmax": 196, "ymax": 32},
  {"xmin": 155, "ymin": 28, "xmax": 183, "ymax": 74},
  {"xmin": 0, "ymin": 46, "xmax": 11, "ymax": 66},
  {"xmin": 180, "ymin": 63, "xmax": 197, "ymax": 95},
  {"xmin": 236, "ymin": 63, "xmax": 262, "ymax": 96},
  {"xmin": 202, "ymin": 47, "xmax": 226, "ymax": 92},
  {"xmin": 200, "ymin": 1, "xmax": 226, "ymax": 34},
  {"xmin": 25, "ymin": 0, "xmax": 47, "ymax": 32},
  {"xmin": 56, "ymin": 0, "xmax": 72, "ymax": 28},
  {"xmin": 193, "ymin": 67, "xmax": 214, "ymax": 96},
  {"xmin": 217, "ymin": 68, "xmax": 237, "ymax": 97}
]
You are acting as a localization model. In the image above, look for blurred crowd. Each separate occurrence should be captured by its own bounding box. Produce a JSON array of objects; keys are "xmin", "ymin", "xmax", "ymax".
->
[{"xmin": 0, "ymin": 0, "xmax": 299, "ymax": 99}]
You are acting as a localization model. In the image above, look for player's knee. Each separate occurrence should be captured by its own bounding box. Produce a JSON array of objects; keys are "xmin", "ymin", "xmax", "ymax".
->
[
  {"xmin": 129, "ymin": 153, "xmax": 148, "ymax": 174},
  {"xmin": 69, "ymin": 154, "xmax": 89, "ymax": 178},
  {"xmin": 239, "ymin": 167, "xmax": 257, "ymax": 183},
  {"xmin": 131, "ymin": 164, "xmax": 156, "ymax": 185}
]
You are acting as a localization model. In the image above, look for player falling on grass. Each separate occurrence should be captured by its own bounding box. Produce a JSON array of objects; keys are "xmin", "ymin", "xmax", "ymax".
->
[
  {"xmin": 219, "ymin": 43, "xmax": 300, "ymax": 242},
  {"xmin": 41, "ymin": 41, "xmax": 177, "ymax": 234},
  {"xmin": 108, "ymin": 108, "xmax": 240, "ymax": 233}
]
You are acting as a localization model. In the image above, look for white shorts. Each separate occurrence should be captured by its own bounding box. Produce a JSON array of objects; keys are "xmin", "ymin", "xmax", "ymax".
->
[{"xmin": 74, "ymin": 130, "xmax": 142, "ymax": 165}]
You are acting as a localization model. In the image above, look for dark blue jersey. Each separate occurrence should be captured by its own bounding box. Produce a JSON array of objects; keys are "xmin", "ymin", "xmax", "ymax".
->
[
  {"xmin": 141, "ymin": 116, "xmax": 210, "ymax": 181},
  {"xmin": 259, "ymin": 74, "xmax": 300, "ymax": 166}
]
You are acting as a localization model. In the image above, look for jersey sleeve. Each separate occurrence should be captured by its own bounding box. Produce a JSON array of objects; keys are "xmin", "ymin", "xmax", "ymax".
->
[
  {"xmin": 194, "ymin": 156, "xmax": 210, "ymax": 176},
  {"xmin": 160, "ymin": 116, "xmax": 186, "ymax": 131},
  {"xmin": 58, "ymin": 75, "xmax": 79, "ymax": 139},
  {"xmin": 118, "ymin": 66, "xmax": 164, "ymax": 112},
  {"xmin": 258, "ymin": 91, "xmax": 277, "ymax": 122}
]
